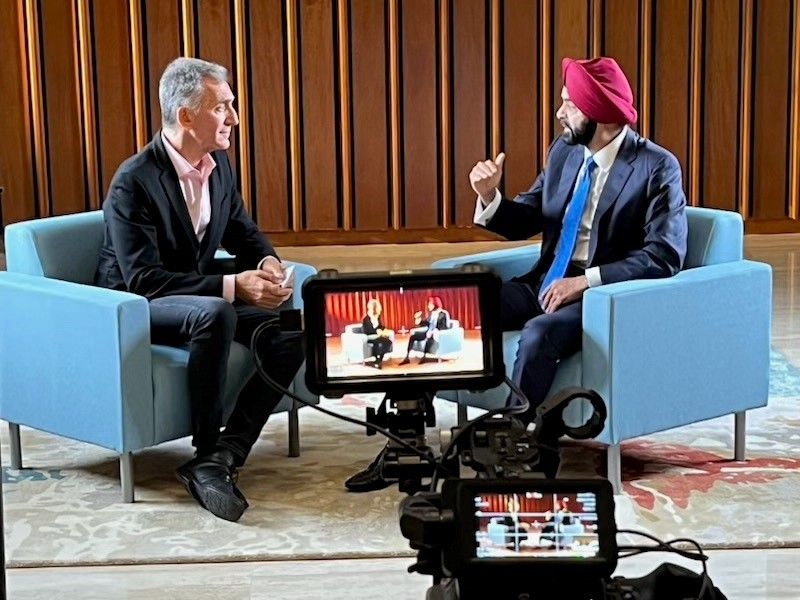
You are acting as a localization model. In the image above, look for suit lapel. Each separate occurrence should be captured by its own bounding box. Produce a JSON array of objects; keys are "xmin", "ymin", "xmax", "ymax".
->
[
  {"xmin": 153, "ymin": 133, "xmax": 199, "ymax": 252},
  {"xmin": 587, "ymin": 131, "xmax": 637, "ymax": 263},
  {"xmin": 555, "ymin": 148, "xmax": 585, "ymax": 215},
  {"xmin": 205, "ymin": 161, "xmax": 225, "ymax": 249}
]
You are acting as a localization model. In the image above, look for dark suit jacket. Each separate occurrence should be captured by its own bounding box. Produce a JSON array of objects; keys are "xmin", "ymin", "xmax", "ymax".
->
[
  {"xmin": 482, "ymin": 129, "xmax": 687, "ymax": 287},
  {"xmin": 361, "ymin": 315, "xmax": 385, "ymax": 336},
  {"xmin": 95, "ymin": 133, "xmax": 276, "ymax": 299},
  {"xmin": 420, "ymin": 310, "xmax": 450, "ymax": 331}
]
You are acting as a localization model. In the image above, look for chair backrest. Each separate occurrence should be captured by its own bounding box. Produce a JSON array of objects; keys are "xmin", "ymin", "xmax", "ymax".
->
[
  {"xmin": 4, "ymin": 211, "xmax": 104, "ymax": 284},
  {"xmin": 344, "ymin": 324, "xmax": 364, "ymax": 334},
  {"xmin": 684, "ymin": 207, "xmax": 743, "ymax": 268}
]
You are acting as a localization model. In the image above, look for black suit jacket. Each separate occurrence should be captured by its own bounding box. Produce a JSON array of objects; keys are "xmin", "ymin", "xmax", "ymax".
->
[
  {"xmin": 482, "ymin": 129, "xmax": 688, "ymax": 287},
  {"xmin": 95, "ymin": 133, "xmax": 276, "ymax": 299},
  {"xmin": 361, "ymin": 315, "xmax": 385, "ymax": 335}
]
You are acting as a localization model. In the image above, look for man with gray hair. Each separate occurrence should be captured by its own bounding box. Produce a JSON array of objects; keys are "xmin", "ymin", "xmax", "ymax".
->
[{"xmin": 95, "ymin": 57, "xmax": 304, "ymax": 522}]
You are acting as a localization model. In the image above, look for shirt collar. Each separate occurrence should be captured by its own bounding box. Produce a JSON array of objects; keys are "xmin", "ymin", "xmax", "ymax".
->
[
  {"xmin": 161, "ymin": 131, "xmax": 216, "ymax": 183},
  {"xmin": 583, "ymin": 125, "xmax": 628, "ymax": 171}
]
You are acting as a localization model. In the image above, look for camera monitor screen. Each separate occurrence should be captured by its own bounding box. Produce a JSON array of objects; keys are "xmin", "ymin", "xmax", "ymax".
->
[
  {"xmin": 302, "ymin": 269, "xmax": 503, "ymax": 395},
  {"xmin": 473, "ymin": 490, "xmax": 601, "ymax": 559}
]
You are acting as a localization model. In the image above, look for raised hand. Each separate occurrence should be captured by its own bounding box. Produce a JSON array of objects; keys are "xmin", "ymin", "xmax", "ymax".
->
[{"xmin": 469, "ymin": 152, "xmax": 506, "ymax": 204}]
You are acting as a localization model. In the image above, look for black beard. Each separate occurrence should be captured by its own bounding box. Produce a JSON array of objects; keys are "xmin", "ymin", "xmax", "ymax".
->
[{"xmin": 561, "ymin": 119, "xmax": 598, "ymax": 146}]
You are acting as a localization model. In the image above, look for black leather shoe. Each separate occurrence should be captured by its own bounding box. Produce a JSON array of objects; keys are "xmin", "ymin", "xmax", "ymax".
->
[
  {"xmin": 399, "ymin": 357, "xmax": 411, "ymax": 366},
  {"xmin": 176, "ymin": 449, "xmax": 248, "ymax": 522},
  {"xmin": 344, "ymin": 448, "xmax": 397, "ymax": 492}
]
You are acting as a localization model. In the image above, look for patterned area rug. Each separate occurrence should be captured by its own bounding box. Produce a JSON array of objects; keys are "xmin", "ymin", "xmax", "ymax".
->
[{"xmin": 1, "ymin": 352, "xmax": 798, "ymax": 567}]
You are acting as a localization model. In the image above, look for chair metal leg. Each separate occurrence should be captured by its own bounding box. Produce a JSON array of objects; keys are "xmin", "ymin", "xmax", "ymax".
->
[
  {"xmin": 288, "ymin": 401, "xmax": 300, "ymax": 458},
  {"xmin": 120, "ymin": 452, "xmax": 134, "ymax": 503},
  {"xmin": 8, "ymin": 423, "xmax": 22, "ymax": 470},
  {"xmin": 734, "ymin": 411, "xmax": 746, "ymax": 461},
  {"xmin": 457, "ymin": 403, "xmax": 468, "ymax": 427},
  {"xmin": 607, "ymin": 444, "xmax": 622, "ymax": 495}
]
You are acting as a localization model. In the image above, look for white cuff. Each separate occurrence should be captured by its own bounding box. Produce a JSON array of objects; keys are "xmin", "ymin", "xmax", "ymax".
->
[
  {"xmin": 223, "ymin": 274, "xmax": 235, "ymax": 303},
  {"xmin": 585, "ymin": 267, "xmax": 602, "ymax": 288},
  {"xmin": 473, "ymin": 189, "xmax": 502, "ymax": 225}
]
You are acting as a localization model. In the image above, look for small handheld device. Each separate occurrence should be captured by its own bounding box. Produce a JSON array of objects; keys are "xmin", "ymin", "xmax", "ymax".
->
[{"xmin": 280, "ymin": 264, "xmax": 296, "ymax": 288}]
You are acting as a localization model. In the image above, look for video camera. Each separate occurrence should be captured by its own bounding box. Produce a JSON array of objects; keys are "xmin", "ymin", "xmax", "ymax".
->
[{"xmin": 296, "ymin": 267, "xmax": 725, "ymax": 600}]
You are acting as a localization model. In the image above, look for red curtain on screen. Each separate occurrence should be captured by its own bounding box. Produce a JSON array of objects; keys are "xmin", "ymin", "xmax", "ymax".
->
[{"xmin": 324, "ymin": 287, "xmax": 481, "ymax": 335}]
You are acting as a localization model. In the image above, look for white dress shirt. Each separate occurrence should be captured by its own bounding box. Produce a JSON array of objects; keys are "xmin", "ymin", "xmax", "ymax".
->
[{"xmin": 474, "ymin": 126, "xmax": 629, "ymax": 288}]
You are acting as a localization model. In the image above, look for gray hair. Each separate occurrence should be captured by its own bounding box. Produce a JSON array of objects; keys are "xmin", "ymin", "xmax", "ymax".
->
[{"xmin": 159, "ymin": 57, "xmax": 229, "ymax": 129}]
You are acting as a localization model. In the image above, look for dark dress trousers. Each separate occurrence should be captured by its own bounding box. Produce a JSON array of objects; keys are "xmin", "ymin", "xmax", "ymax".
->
[
  {"xmin": 95, "ymin": 132, "xmax": 304, "ymax": 463},
  {"xmin": 481, "ymin": 130, "xmax": 688, "ymax": 421},
  {"xmin": 361, "ymin": 316, "xmax": 393, "ymax": 359}
]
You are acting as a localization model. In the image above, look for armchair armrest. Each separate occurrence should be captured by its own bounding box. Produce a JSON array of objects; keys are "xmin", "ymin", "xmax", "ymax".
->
[
  {"xmin": 432, "ymin": 244, "xmax": 541, "ymax": 281},
  {"xmin": 0, "ymin": 272, "xmax": 154, "ymax": 452},
  {"xmin": 581, "ymin": 261, "xmax": 772, "ymax": 443}
]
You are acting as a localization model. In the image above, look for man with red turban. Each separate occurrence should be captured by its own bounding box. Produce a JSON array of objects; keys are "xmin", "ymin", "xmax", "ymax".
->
[{"xmin": 468, "ymin": 56, "xmax": 687, "ymax": 426}]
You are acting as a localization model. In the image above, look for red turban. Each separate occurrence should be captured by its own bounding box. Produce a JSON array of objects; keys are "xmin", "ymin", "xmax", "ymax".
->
[{"xmin": 561, "ymin": 57, "xmax": 637, "ymax": 125}]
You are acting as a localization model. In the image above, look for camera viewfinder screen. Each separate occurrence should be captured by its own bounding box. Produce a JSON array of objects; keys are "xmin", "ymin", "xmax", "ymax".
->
[
  {"xmin": 323, "ymin": 286, "xmax": 484, "ymax": 379},
  {"xmin": 473, "ymin": 491, "xmax": 600, "ymax": 559}
]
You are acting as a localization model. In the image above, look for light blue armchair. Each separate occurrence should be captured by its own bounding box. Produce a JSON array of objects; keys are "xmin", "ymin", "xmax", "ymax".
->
[
  {"xmin": 409, "ymin": 320, "xmax": 465, "ymax": 360},
  {"xmin": 433, "ymin": 207, "xmax": 772, "ymax": 492},
  {"xmin": 0, "ymin": 211, "xmax": 319, "ymax": 502}
]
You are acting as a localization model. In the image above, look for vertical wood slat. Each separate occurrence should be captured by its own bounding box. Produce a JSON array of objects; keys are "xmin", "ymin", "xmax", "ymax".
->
[
  {"xmin": 39, "ymin": 0, "xmax": 86, "ymax": 216},
  {"xmin": 249, "ymin": 0, "xmax": 289, "ymax": 231},
  {"xmin": 688, "ymin": 0, "xmax": 703, "ymax": 207},
  {"xmin": 503, "ymin": 0, "xmax": 539, "ymax": 198},
  {"xmin": 0, "ymin": 0, "xmax": 35, "ymax": 224},
  {"xmin": 285, "ymin": 0, "xmax": 303, "ymax": 232},
  {"xmin": 181, "ymin": 0, "xmax": 195, "ymax": 57},
  {"xmin": 439, "ymin": 0, "xmax": 451, "ymax": 227},
  {"xmin": 701, "ymin": 0, "xmax": 739, "ymax": 213},
  {"xmin": 400, "ymin": 0, "xmax": 438, "ymax": 230},
  {"xmin": 751, "ymin": 0, "xmax": 792, "ymax": 220},
  {"xmin": 638, "ymin": 0, "xmax": 652, "ymax": 139},
  {"xmin": 540, "ymin": 0, "xmax": 552, "ymax": 165},
  {"xmin": 24, "ymin": 0, "xmax": 48, "ymax": 218},
  {"xmin": 591, "ymin": 0, "xmax": 603, "ymax": 57},
  {"xmin": 790, "ymin": 0, "xmax": 800, "ymax": 221},
  {"xmin": 337, "ymin": 0, "xmax": 353, "ymax": 230},
  {"xmin": 349, "ymin": 0, "xmax": 389, "ymax": 230},
  {"xmin": 739, "ymin": 0, "xmax": 753, "ymax": 221},
  {"xmin": 651, "ymin": 0, "xmax": 690, "ymax": 182},
  {"xmin": 234, "ymin": 0, "xmax": 251, "ymax": 211},
  {"xmin": 76, "ymin": 0, "xmax": 99, "ymax": 210},
  {"xmin": 490, "ymin": 0, "xmax": 501, "ymax": 158},
  {"xmin": 129, "ymin": 0, "xmax": 148, "ymax": 148},
  {"xmin": 92, "ymin": 0, "xmax": 136, "ymax": 196},
  {"xmin": 388, "ymin": 0, "xmax": 401, "ymax": 230},
  {"xmin": 452, "ymin": 0, "xmax": 486, "ymax": 226},
  {"xmin": 298, "ymin": 0, "xmax": 338, "ymax": 230}
]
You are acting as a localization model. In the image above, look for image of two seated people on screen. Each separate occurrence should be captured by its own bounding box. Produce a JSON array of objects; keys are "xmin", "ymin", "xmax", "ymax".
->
[
  {"xmin": 476, "ymin": 494, "xmax": 598, "ymax": 557},
  {"xmin": 325, "ymin": 289, "xmax": 480, "ymax": 376}
]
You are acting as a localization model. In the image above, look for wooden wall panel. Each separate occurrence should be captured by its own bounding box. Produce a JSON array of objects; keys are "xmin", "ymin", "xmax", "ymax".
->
[
  {"xmin": 602, "ymin": 0, "xmax": 639, "ymax": 113},
  {"xmin": 401, "ymin": 0, "xmax": 438, "ymax": 230},
  {"xmin": 551, "ymin": 0, "xmax": 589, "ymax": 131},
  {"xmin": 452, "ymin": 0, "xmax": 487, "ymax": 225},
  {"xmin": 0, "ymin": 1, "xmax": 35, "ymax": 226},
  {"xmin": 751, "ymin": 0, "xmax": 792, "ymax": 220},
  {"xmin": 39, "ymin": 0, "xmax": 86, "ymax": 216},
  {"xmin": 350, "ymin": 0, "xmax": 389, "ymax": 230},
  {"xmin": 502, "ymin": 0, "xmax": 540, "ymax": 200},
  {"xmin": 701, "ymin": 0, "xmax": 740, "ymax": 212},
  {"xmin": 92, "ymin": 0, "xmax": 136, "ymax": 198},
  {"xmin": 299, "ymin": 0, "xmax": 339, "ymax": 230},
  {"xmin": 5, "ymin": 0, "xmax": 800, "ymax": 241},
  {"xmin": 196, "ymin": 0, "xmax": 237, "ymax": 171},
  {"xmin": 250, "ymin": 0, "xmax": 290, "ymax": 231},
  {"xmin": 143, "ymin": 0, "xmax": 181, "ymax": 139},
  {"xmin": 651, "ymin": 0, "xmax": 690, "ymax": 184}
]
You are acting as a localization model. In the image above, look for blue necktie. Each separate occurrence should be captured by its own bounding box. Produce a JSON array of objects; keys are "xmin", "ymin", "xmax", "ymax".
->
[{"xmin": 539, "ymin": 157, "xmax": 597, "ymax": 300}]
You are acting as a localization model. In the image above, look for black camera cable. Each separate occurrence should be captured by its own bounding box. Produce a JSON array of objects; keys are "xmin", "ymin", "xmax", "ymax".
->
[
  {"xmin": 249, "ymin": 322, "xmax": 457, "ymax": 480},
  {"xmin": 616, "ymin": 529, "xmax": 712, "ymax": 599}
]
